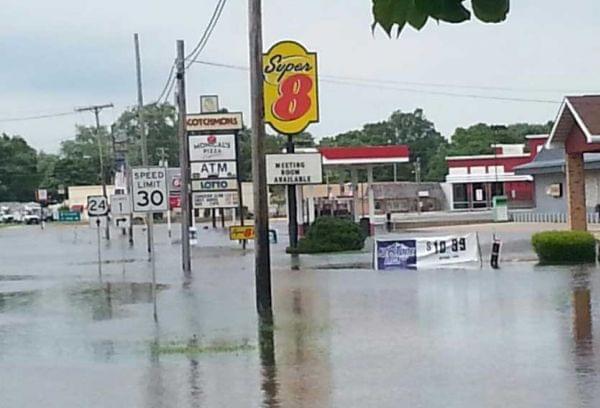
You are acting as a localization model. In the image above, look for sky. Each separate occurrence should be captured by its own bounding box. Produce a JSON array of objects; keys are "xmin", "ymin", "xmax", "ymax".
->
[{"xmin": 1, "ymin": 1, "xmax": 599, "ymax": 153}]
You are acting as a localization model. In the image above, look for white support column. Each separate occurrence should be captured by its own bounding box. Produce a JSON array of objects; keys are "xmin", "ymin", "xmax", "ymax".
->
[
  {"xmin": 351, "ymin": 168, "xmax": 360, "ymax": 222},
  {"xmin": 367, "ymin": 166, "xmax": 375, "ymax": 235},
  {"xmin": 296, "ymin": 185, "xmax": 305, "ymax": 235}
]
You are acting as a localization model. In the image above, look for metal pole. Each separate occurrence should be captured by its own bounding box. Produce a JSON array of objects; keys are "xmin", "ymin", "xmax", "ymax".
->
[
  {"xmin": 93, "ymin": 108, "xmax": 110, "ymax": 240},
  {"xmin": 176, "ymin": 40, "xmax": 191, "ymax": 276},
  {"xmin": 415, "ymin": 157, "xmax": 421, "ymax": 215},
  {"xmin": 248, "ymin": 0, "xmax": 273, "ymax": 319},
  {"xmin": 287, "ymin": 135, "xmax": 298, "ymax": 249},
  {"xmin": 134, "ymin": 33, "xmax": 153, "ymax": 257},
  {"xmin": 234, "ymin": 130, "xmax": 247, "ymax": 249},
  {"xmin": 96, "ymin": 218, "xmax": 103, "ymax": 280}
]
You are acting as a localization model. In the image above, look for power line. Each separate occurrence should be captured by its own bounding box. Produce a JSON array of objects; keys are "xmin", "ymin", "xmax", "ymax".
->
[
  {"xmin": 192, "ymin": 60, "xmax": 563, "ymax": 104},
  {"xmin": 155, "ymin": 62, "xmax": 176, "ymax": 104},
  {"xmin": 0, "ymin": 111, "xmax": 79, "ymax": 123},
  {"xmin": 185, "ymin": 0, "xmax": 227, "ymax": 68}
]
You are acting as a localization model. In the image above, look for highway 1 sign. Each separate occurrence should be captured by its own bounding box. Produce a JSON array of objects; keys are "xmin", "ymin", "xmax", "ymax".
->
[
  {"xmin": 132, "ymin": 167, "xmax": 168, "ymax": 212},
  {"xmin": 87, "ymin": 195, "xmax": 109, "ymax": 217},
  {"xmin": 110, "ymin": 194, "xmax": 131, "ymax": 216}
]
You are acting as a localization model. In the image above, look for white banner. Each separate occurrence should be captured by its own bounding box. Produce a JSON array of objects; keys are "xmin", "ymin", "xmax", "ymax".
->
[
  {"xmin": 192, "ymin": 191, "xmax": 239, "ymax": 208},
  {"xmin": 374, "ymin": 234, "xmax": 480, "ymax": 270},
  {"xmin": 191, "ymin": 161, "xmax": 237, "ymax": 180},
  {"xmin": 266, "ymin": 153, "xmax": 323, "ymax": 185},
  {"xmin": 189, "ymin": 134, "xmax": 236, "ymax": 162}
]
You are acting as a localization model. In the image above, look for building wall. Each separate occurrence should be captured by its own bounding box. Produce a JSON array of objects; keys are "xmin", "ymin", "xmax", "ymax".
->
[{"xmin": 533, "ymin": 170, "xmax": 600, "ymax": 213}]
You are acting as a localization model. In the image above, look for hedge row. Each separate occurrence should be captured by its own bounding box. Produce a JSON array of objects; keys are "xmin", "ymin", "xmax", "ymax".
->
[
  {"xmin": 531, "ymin": 230, "xmax": 596, "ymax": 264},
  {"xmin": 287, "ymin": 217, "xmax": 366, "ymax": 254}
]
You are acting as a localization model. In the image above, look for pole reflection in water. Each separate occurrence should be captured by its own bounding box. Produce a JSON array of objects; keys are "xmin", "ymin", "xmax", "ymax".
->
[
  {"xmin": 145, "ymin": 328, "xmax": 171, "ymax": 408},
  {"xmin": 259, "ymin": 315, "xmax": 279, "ymax": 407}
]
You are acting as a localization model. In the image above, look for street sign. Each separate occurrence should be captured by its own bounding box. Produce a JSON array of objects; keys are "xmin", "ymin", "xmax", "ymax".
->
[
  {"xmin": 229, "ymin": 225, "xmax": 255, "ymax": 240},
  {"xmin": 191, "ymin": 161, "xmax": 237, "ymax": 179},
  {"xmin": 114, "ymin": 215, "xmax": 131, "ymax": 229},
  {"xmin": 189, "ymin": 134, "xmax": 236, "ymax": 161},
  {"xmin": 266, "ymin": 153, "xmax": 323, "ymax": 185},
  {"xmin": 87, "ymin": 195, "xmax": 109, "ymax": 217},
  {"xmin": 186, "ymin": 112, "xmax": 243, "ymax": 132},
  {"xmin": 263, "ymin": 40, "xmax": 319, "ymax": 135},
  {"xmin": 132, "ymin": 167, "xmax": 168, "ymax": 212},
  {"xmin": 192, "ymin": 179, "xmax": 238, "ymax": 192},
  {"xmin": 110, "ymin": 194, "xmax": 131, "ymax": 216},
  {"xmin": 58, "ymin": 211, "xmax": 81, "ymax": 222},
  {"xmin": 169, "ymin": 196, "xmax": 181, "ymax": 209},
  {"xmin": 192, "ymin": 191, "xmax": 239, "ymax": 208}
]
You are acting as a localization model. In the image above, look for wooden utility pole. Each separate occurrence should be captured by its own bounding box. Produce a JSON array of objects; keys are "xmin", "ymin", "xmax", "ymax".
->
[
  {"xmin": 248, "ymin": 0, "xmax": 273, "ymax": 320},
  {"xmin": 134, "ymin": 33, "xmax": 154, "ymax": 259},
  {"xmin": 176, "ymin": 40, "xmax": 192, "ymax": 276},
  {"xmin": 75, "ymin": 103, "xmax": 113, "ymax": 240}
]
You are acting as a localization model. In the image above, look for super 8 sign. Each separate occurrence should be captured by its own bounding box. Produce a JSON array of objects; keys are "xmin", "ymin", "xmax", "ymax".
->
[{"xmin": 263, "ymin": 41, "xmax": 319, "ymax": 135}]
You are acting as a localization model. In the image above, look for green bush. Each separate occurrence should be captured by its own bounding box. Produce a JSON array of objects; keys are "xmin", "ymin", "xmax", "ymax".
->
[
  {"xmin": 287, "ymin": 217, "xmax": 367, "ymax": 254},
  {"xmin": 531, "ymin": 230, "xmax": 597, "ymax": 264}
]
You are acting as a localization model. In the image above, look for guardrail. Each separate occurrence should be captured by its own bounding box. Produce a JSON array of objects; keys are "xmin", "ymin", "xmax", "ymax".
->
[{"xmin": 511, "ymin": 212, "xmax": 600, "ymax": 224}]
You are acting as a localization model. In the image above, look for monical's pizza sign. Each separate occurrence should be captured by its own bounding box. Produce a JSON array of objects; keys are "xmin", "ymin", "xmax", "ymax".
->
[
  {"xmin": 189, "ymin": 134, "xmax": 236, "ymax": 161},
  {"xmin": 263, "ymin": 41, "xmax": 319, "ymax": 135}
]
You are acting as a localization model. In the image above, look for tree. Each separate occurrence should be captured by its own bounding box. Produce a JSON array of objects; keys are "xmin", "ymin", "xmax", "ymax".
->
[
  {"xmin": 37, "ymin": 152, "xmax": 60, "ymax": 191},
  {"xmin": 0, "ymin": 134, "xmax": 40, "ymax": 201},
  {"xmin": 448, "ymin": 122, "xmax": 553, "ymax": 156},
  {"xmin": 372, "ymin": 0, "xmax": 510, "ymax": 36},
  {"xmin": 112, "ymin": 103, "xmax": 178, "ymax": 166},
  {"xmin": 320, "ymin": 108, "xmax": 445, "ymax": 181}
]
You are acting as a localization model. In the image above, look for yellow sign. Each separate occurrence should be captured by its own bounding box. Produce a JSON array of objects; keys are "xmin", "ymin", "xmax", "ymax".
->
[
  {"xmin": 229, "ymin": 225, "xmax": 255, "ymax": 240},
  {"xmin": 263, "ymin": 41, "xmax": 319, "ymax": 135}
]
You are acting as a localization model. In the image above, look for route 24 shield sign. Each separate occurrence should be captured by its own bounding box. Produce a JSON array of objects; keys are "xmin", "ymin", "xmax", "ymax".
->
[{"xmin": 263, "ymin": 40, "xmax": 319, "ymax": 135}]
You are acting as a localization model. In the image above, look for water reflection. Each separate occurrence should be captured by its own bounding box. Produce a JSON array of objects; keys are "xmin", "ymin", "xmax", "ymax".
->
[{"xmin": 259, "ymin": 316, "xmax": 279, "ymax": 408}]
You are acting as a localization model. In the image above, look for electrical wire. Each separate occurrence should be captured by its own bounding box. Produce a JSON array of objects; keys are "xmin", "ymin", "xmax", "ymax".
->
[
  {"xmin": 185, "ymin": 0, "xmax": 227, "ymax": 68},
  {"xmin": 0, "ymin": 111, "xmax": 80, "ymax": 123},
  {"xmin": 191, "ymin": 60, "xmax": 563, "ymax": 105},
  {"xmin": 154, "ymin": 62, "xmax": 176, "ymax": 104}
]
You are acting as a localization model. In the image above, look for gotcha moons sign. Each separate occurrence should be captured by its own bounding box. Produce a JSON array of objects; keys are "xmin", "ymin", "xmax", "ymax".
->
[
  {"xmin": 186, "ymin": 112, "xmax": 243, "ymax": 132},
  {"xmin": 266, "ymin": 153, "xmax": 322, "ymax": 185},
  {"xmin": 189, "ymin": 134, "xmax": 236, "ymax": 161}
]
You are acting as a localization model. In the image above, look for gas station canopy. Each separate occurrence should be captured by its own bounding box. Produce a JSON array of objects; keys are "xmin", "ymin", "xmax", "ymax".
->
[{"xmin": 318, "ymin": 146, "xmax": 410, "ymax": 167}]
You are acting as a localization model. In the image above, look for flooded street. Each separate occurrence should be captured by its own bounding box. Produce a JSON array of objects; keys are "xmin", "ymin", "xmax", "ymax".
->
[{"xmin": 2, "ymin": 223, "xmax": 600, "ymax": 407}]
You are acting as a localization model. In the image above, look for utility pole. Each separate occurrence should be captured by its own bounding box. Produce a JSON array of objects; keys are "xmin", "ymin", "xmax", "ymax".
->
[
  {"xmin": 287, "ymin": 135, "xmax": 298, "ymax": 249},
  {"xmin": 176, "ymin": 40, "xmax": 192, "ymax": 276},
  {"xmin": 76, "ymin": 103, "xmax": 113, "ymax": 240},
  {"xmin": 134, "ymin": 33, "xmax": 154, "ymax": 260},
  {"xmin": 157, "ymin": 148, "xmax": 172, "ymax": 239},
  {"xmin": 248, "ymin": 0, "xmax": 273, "ymax": 320}
]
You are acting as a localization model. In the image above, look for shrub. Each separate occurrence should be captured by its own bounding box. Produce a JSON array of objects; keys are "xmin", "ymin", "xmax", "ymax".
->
[
  {"xmin": 531, "ymin": 230, "xmax": 597, "ymax": 264},
  {"xmin": 287, "ymin": 216, "xmax": 367, "ymax": 254}
]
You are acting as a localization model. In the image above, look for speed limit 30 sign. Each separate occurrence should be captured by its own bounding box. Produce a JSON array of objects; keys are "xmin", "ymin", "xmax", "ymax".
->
[{"xmin": 132, "ymin": 167, "xmax": 168, "ymax": 212}]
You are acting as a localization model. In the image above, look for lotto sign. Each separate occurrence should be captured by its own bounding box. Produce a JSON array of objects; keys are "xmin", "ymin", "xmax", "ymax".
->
[
  {"xmin": 266, "ymin": 153, "xmax": 323, "ymax": 185},
  {"xmin": 192, "ymin": 179, "xmax": 238, "ymax": 192},
  {"xmin": 263, "ymin": 41, "xmax": 319, "ymax": 135},
  {"xmin": 374, "ymin": 234, "xmax": 479, "ymax": 270},
  {"xmin": 189, "ymin": 134, "xmax": 236, "ymax": 162},
  {"xmin": 192, "ymin": 191, "xmax": 239, "ymax": 209},
  {"xmin": 132, "ymin": 167, "xmax": 168, "ymax": 212},
  {"xmin": 229, "ymin": 225, "xmax": 255, "ymax": 240},
  {"xmin": 191, "ymin": 161, "xmax": 237, "ymax": 179},
  {"xmin": 87, "ymin": 196, "xmax": 109, "ymax": 217}
]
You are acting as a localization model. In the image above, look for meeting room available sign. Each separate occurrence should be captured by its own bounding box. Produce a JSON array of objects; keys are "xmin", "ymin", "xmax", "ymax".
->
[{"xmin": 266, "ymin": 153, "xmax": 323, "ymax": 185}]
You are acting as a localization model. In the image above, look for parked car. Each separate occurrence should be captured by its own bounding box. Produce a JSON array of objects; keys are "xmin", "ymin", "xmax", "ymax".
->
[
  {"xmin": 0, "ymin": 212, "xmax": 15, "ymax": 223},
  {"xmin": 23, "ymin": 213, "xmax": 41, "ymax": 225}
]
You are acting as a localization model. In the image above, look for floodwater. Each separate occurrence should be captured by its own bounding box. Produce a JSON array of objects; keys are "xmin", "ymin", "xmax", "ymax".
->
[{"xmin": 1, "ymin": 222, "xmax": 600, "ymax": 407}]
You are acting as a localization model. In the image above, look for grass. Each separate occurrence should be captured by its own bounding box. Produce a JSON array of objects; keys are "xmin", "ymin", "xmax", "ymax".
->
[{"xmin": 151, "ymin": 336, "xmax": 255, "ymax": 356}]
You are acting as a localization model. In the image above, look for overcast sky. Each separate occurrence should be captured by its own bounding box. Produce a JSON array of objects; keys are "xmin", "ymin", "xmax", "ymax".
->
[{"xmin": 1, "ymin": 1, "xmax": 599, "ymax": 153}]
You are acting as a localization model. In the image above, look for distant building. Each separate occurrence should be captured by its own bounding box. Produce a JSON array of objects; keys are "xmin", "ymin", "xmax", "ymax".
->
[{"xmin": 445, "ymin": 135, "xmax": 547, "ymax": 210}]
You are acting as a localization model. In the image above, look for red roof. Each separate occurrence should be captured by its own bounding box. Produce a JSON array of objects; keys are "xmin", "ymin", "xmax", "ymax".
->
[{"xmin": 319, "ymin": 146, "xmax": 409, "ymax": 160}]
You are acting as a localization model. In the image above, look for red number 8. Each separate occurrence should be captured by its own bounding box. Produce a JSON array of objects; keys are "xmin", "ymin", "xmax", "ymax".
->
[{"xmin": 272, "ymin": 74, "xmax": 313, "ymax": 121}]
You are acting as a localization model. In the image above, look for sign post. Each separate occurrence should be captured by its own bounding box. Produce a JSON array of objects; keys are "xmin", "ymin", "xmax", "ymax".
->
[
  {"xmin": 87, "ymin": 195, "xmax": 109, "ymax": 279},
  {"xmin": 131, "ymin": 167, "xmax": 168, "ymax": 322},
  {"xmin": 263, "ymin": 40, "xmax": 319, "ymax": 250}
]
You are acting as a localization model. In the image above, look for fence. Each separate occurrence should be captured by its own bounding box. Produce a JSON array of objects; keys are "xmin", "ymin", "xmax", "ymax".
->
[{"xmin": 511, "ymin": 212, "xmax": 600, "ymax": 224}]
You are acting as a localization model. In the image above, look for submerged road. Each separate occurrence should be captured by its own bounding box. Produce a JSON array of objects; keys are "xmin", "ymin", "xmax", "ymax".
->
[{"xmin": 1, "ymin": 222, "xmax": 600, "ymax": 407}]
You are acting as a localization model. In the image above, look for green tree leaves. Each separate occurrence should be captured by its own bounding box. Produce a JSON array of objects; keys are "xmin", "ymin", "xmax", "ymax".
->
[
  {"xmin": 0, "ymin": 134, "xmax": 40, "ymax": 201},
  {"xmin": 372, "ymin": 0, "xmax": 510, "ymax": 36}
]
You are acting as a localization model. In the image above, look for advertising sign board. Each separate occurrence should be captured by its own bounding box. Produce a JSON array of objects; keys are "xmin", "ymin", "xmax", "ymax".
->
[
  {"xmin": 189, "ymin": 134, "xmax": 236, "ymax": 162},
  {"xmin": 374, "ymin": 234, "xmax": 479, "ymax": 270},
  {"xmin": 186, "ymin": 112, "xmax": 243, "ymax": 132},
  {"xmin": 263, "ymin": 41, "xmax": 319, "ymax": 135},
  {"xmin": 132, "ymin": 167, "xmax": 168, "ymax": 212},
  {"xmin": 191, "ymin": 161, "xmax": 237, "ymax": 179},
  {"xmin": 192, "ymin": 191, "xmax": 239, "ymax": 209},
  {"xmin": 229, "ymin": 225, "xmax": 255, "ymax": 240},
  {"xmin": 192, "ymin": 179, "xmax": 238, "ymax": 192},
  {"xmin": 266, "ymin": 153, "xmax": 323, "ymax": 185}
]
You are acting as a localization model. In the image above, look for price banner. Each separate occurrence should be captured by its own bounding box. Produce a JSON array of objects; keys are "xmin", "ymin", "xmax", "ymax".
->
[
  {"xmin": 374, "ymin": 234, "xmax": 480, "ymax": 270},
  {"xmin": 263, "ymin": 40, "xmax": 319, "ymax": 135},
  {"xmin": 229, "ymin": 225, "xmax": 255, "ymax": 241}
]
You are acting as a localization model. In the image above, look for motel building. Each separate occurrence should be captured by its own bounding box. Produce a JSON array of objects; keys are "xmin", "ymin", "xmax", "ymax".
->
[{"xmin": 445, "ymin": 135, "xmax": 548, "ymax": 210}]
